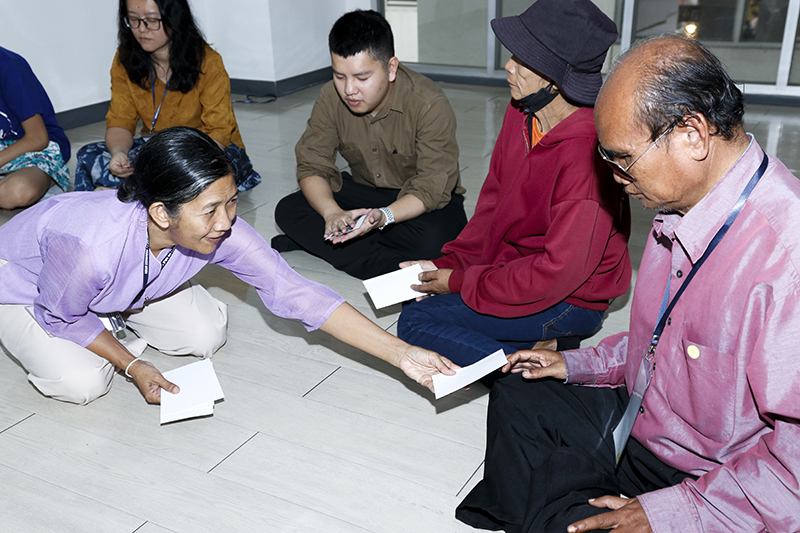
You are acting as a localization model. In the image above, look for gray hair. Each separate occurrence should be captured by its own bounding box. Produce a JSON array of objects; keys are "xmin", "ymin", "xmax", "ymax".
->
[{"xmin": 610, "ymin": 34, "xmax": 744, "ymax": 142}]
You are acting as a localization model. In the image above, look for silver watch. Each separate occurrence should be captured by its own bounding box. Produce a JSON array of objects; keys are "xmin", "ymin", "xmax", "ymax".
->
[{"xmin": 378, "ymin": 207, "xmax": 395, "ymax": 230}]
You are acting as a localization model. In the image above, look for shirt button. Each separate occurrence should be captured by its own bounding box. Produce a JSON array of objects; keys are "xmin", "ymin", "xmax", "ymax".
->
[
  {"xmin": 639, "ymin": 406, "xmax": 645, "ymax": 414},
  {"xmin": 372, "ymin": 147, "xmax": 378, "ymax": 152},
  {"xmin": 687, "ymin": 345, "xmax": 700, "ymax": 359},
  {"xmin": 676, "ymin": 270, "xmax": 683, "ymax": 278},
  {"xmin": 376, "ymin": 173, "xmax": 381, "ymax": 178},
  {"xmin": 667, "ymin": 317, "xmax": 671, "ymax": 325}
]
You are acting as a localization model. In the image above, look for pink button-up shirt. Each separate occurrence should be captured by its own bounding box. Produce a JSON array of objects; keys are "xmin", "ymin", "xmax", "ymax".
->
[{"xmin": 567, "ymin": 138, "xmax": 800, "ymax": 532}]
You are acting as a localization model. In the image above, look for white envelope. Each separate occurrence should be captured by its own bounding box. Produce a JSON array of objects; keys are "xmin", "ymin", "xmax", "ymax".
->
[
  {"xmin": 160, "ymin": 359, "xmax": 224, "ymax": 424},
  {"xmin": 431, "ymin": 349, "xmax": 508, "ymax": 399},
  {"xmin": 362, "ymin": 264, "xmax": 424, "ymax": 309}
]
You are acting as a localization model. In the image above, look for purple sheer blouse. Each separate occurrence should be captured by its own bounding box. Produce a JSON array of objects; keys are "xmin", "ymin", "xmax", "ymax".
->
[{"xmin": 0, "ymin": 190, "xmax": 345, "ymax": 348}]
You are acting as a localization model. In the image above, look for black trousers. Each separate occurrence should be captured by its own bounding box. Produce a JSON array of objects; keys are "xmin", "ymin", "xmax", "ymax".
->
[
  {"xmin": 274, "ymin": 174, "xmax": 467, "ymax": 280},
  {"xmin": 457, "ymin": 374, "xmax": 695, "ymax": 533}
]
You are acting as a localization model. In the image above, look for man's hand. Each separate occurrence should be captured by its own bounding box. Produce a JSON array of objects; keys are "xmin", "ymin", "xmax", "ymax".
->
[
  {"xmin": 503, "ymin": 348, "xmax": 566, "ymax": 380},
  {"xmin": 401, "ymin": 260, "xmax": 452, "ymax": 299},
  {"xmin": 568, "ymin": 497, "xmax": 652, "ymax": 533},
  {"xmin": 396, "ymin": 344, "xmax": 458, "ymax": 393},
  {"xmin": 323, "ymin": 208, "xmax": 372, "ymax": 243},
  {"xmin": 109, "ymin": 152, "xmax": 134, "ymax": 178},
  {"xmin": 128, "ymin": 359, "xmax": 180, "ymax": 404},
  {"xmin": 327, "ymin": 207, "xmax": 390, "ymax": 244}
]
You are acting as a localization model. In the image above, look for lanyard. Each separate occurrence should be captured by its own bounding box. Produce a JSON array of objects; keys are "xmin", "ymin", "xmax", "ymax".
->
[
  {"xmin": 611, "ymin": 150, "xmax": 769, "ymax": 465},
  {"xmin": 131, "ymin": 233, "xmax": 175, "ymax": 308},
  {"xmin": 148, "ymin": 68, "xmax": 171, "ymax": 133}
]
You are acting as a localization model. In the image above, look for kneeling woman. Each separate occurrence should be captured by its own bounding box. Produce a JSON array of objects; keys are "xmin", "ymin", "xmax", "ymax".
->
[{"xmin": 0, "ymin": 127, "xmax": 453, "ymax": 405}]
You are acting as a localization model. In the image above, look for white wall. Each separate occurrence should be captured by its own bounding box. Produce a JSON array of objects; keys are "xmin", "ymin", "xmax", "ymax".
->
[
  {"xmin": 192, "ymin": 0, "xmax": 277, "ymax": 81},
  {"xmin": 268, "ymin": 0, "xmax": 360, "ymax": 80},
  {"xmin": 0, "ymin": 1, "xmax": 118, "ymax": 113},
  {"xmin": 0, "ymin": 0, "xmax": 371, "ymax": 114}
]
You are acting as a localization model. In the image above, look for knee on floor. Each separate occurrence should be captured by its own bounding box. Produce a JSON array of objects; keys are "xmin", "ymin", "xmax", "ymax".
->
[
  {"xmin": 30, "ymin": 364, "xmax": 114, "ymax": 405},
  {"xmin": 183, "ymin": 320, "xmax": 227, "ymax": 359}
]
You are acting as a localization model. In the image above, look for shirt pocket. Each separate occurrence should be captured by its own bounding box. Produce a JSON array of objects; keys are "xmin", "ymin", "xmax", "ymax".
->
[{"xmin": 665, "ymin": 338, "xmax": 737, "ymax": 443}]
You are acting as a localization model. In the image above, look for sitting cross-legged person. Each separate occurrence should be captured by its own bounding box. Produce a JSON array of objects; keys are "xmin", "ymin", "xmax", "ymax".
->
[
  {"xmin": 74, "ymin": 0, "xmax": 260, "ymax": 192},
  {"xmin": 0, "ymin": 46, "xmax": 70, "ymax": 210},
  {"xmin": 272, "ymin": 10, "xmax": 467, "ymax": 280},
  {"xmin": 398, "ymin": 0, "xmax": 631, "ymax": 368}
]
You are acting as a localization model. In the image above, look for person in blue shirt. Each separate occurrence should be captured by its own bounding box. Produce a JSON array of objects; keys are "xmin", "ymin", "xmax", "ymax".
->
[{"xmin": 0, "ymin": 46, "xmax": 70, "ymax": 210}]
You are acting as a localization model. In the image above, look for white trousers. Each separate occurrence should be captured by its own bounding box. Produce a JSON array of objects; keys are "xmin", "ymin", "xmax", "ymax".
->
[{"xmin": 0, "ymin": 263, "xmax": 228, "ymax": 405}]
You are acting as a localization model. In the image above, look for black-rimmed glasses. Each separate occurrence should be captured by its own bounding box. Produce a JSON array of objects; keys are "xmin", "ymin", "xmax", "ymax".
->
[
  {"xmin": 598, "ymin": 119, "xmax": 680, "ymax": 182},
  {"xmin": 124, "ymin": 16, "xmax": 162, "ymax": 30}
]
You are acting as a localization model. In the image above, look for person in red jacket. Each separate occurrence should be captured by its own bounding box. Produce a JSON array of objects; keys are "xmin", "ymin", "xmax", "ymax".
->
[{"xmin": 397, "ymin": 0, "xmax": 631, "ymax": 367}]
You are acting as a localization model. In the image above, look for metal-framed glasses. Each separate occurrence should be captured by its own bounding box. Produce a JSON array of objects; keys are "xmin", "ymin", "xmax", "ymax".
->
[
  {"xmin": 598, "ymin": 119, "xmax": 680, "ymax": 182},
  {"xmin": 124, "ymin": 16, "xmax": 162, "ymax": 30}
]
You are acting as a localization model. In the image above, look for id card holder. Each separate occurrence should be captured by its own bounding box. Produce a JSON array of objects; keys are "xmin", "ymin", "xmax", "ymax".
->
[
  {"xmin": 99, "ymin": 312, "xmax": 128, "ymax": 339},
  {"xmin": 140, "ymin": 132, "xmax": 155, "ymax": 141}
]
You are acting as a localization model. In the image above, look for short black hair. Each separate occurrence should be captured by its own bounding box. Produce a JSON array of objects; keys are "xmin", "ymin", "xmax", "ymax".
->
[
  {"xmin": 118, "ymin": 127, "xmax": 234, "ymax": 218},
  {"xmin": 618, "ymin": 34, "xmax": 744, "ymax": 141},
  {"xmin": 328, "ymin": 10, "xmax": 394, "ymax": 64}
]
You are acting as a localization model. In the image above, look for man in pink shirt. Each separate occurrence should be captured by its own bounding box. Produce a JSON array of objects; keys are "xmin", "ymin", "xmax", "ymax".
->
[{"xmin": 456, "ymin": 36, "xmax": 800, "ymax": 533}]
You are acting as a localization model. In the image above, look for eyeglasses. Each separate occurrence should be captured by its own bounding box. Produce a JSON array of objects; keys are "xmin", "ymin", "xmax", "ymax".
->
[
  {"xmin": 598, "ymin": 119, "xmax": 680, "ymax": 182},
  {"xmin": 124, "ymin": 15, "xmax": 162, "ymax": 31}
]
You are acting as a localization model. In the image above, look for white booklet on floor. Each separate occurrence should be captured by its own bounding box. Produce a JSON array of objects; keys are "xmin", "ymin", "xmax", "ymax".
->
[
  {"xmin": 432, "ymin": 349, "xmax": 508, "ymax": 399},
  {"xmin": 362, "ymin": 264, "xmax": 424, "ymax": 309},
  {"xmin": 160, "ymin": 359, "xmax": 224, "ymax": 424}
]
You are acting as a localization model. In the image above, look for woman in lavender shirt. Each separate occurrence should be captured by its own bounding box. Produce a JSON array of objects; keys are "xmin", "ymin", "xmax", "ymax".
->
[{"xmin": 0, "ymin": 127, "xmax": 454, "ymax": 405}]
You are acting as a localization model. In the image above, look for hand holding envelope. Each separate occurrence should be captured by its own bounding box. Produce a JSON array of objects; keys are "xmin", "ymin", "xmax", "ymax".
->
[
  {"xmin": 160, "ymin": 359, "xmax": 224, "ymax": 424},
  {"xmin": 431, "ymin": 349, "xmax": 508, "ymax": 399},
  {"xmin": 362, "ymin": 268, "xmax": 507, "ymax": 398},
  {"xmin": 362, "ymin": 263, "xmax": 425, "ymax": 309}
]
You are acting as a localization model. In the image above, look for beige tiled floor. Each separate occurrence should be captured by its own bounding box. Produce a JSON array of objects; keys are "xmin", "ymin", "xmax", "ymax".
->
[{"xmin": 1, "ymin": 82, "xmax": 800, "ymax": 532}]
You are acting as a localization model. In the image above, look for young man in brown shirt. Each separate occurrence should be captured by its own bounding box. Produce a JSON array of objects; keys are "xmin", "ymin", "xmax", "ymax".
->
[{"xmin": 272, "ymin": 9, "xmax": 466, "ymax": 280}]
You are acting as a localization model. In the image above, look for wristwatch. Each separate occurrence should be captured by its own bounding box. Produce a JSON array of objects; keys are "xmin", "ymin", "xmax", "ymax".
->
[{"xmin": 378, "ymin": 206, "xmax": 395, "ymax": 230}]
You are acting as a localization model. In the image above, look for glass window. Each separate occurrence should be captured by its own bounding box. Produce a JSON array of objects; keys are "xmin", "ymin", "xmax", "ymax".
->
[
  {"xmin": 417, "ymin": 0, "xmax": 488, "ymax": 68},
  {"xmin": 632, "ymin": 0, "xmax": 788, "ymax": 84},
  {"xmin": 787, "ymin": 8, "xmax": 800, "ymax": 85},
  {"xmin": 386, "ymin": 0, "xmax": 420, "ymax": 63},
  {"xmin": 385, "ymin": 0, "xmax": 794, "ymax": 87}
]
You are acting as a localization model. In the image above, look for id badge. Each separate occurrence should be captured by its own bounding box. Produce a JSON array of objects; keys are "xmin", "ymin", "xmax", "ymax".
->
[{"xmin": 98, "ymin": 312, "xmax": 127, "ymax": 339}]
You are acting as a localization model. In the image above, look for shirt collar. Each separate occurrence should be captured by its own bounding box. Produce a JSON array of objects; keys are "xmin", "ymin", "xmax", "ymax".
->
[{"xmin": 666, "ymin": 134, "xmax": 760, "ymax": 264}]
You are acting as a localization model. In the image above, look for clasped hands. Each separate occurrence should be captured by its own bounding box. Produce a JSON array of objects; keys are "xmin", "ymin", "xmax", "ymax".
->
[{"xmin": 323, "ymin": 208, "xmax": 384, "ymax": 244}]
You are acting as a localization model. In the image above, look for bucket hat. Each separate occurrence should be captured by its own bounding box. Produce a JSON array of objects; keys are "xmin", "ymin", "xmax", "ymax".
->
[{"xmin": 491, "ymin": 0, "xmax": 618, "ymax": 106}]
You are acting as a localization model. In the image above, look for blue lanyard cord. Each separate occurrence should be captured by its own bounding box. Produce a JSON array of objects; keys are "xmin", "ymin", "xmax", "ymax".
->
[
  {"xmin": 612, "ymin": 150, "xmax": 768, "ymax": 465},
  {"xmin": 148, "ymin": 68, "xmax": 171, "ymax": 133},
  {"xmin": 648, "ymin": 151, "xmax": 769, "ymax": 354},
  {"xmin": 131, "ymin": 233, "xmax": 175, "ymax": 308}
]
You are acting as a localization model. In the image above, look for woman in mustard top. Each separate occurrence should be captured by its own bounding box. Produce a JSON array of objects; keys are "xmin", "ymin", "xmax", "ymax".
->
[{"xmin": 75, "ymin": 0, "xmax": 261, "ymax": 192}]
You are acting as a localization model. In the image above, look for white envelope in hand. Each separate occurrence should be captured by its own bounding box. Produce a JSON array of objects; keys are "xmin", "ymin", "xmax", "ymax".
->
[
  {"xmin": 431, "ymin": 349, "xmax": 508, "ymax": 399},
  {"xmin": 160, "ymin": 359, "xmax": 224, "ymax": 424},
  {"xmin": 362, "ymin": 264, "xmax": 424, "ymax": 309}
]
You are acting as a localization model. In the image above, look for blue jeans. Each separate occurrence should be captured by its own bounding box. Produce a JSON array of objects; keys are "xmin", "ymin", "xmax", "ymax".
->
[{"xmin": 397, "ymin": 294, "xmax": 604, "ymax": 367}]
